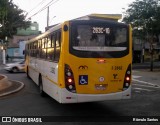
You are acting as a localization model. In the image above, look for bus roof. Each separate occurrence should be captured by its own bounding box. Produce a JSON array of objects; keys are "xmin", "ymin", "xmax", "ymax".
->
[{"xmin": 74, "ymin": 13, "xmax": 122, "ymax": 21}]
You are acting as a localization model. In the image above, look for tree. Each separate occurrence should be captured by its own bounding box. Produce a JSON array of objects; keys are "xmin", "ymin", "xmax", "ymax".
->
[
  {"xmin": 0, "ymin": 0, "xmax": 31, "ymax": 41},
  {"xmin": 123, "ymin": 0, "xmax": 160, "ymax": 71}
]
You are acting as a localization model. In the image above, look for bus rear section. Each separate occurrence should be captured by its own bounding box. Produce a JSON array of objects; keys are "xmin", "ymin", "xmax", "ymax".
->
[{"xmin": 60, "ymin": 20, "xmax": 132, "ymax": 103}]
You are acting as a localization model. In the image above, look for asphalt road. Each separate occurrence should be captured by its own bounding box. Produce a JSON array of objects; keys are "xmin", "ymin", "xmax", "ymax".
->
[{"xmin": 0, "ymin": 69, "xmax": 160, "ymax": 125}]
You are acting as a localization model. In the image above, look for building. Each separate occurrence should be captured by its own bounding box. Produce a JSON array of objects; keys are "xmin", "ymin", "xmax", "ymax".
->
[
  {"xmin": 133, "ymin": 36, "xmax": 160, "ymax": 63},
  {"xmin": 7, "ymin": 22, "xmax": 41, "ymax": 60}
]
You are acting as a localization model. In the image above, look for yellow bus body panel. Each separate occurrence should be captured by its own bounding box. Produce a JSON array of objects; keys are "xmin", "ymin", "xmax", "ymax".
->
[
  {"xmin": 59, "ymin": 21, "xmax": 132, "ymax": 94},
  {"xmin": 64, "ymin": 55, "xmax": 131, "ymax": 94}
]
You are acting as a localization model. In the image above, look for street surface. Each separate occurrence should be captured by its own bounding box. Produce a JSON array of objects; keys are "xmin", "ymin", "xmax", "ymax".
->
[{"xmin": 0, "ymin": 68, "xmax": 160, "ymax": 125}]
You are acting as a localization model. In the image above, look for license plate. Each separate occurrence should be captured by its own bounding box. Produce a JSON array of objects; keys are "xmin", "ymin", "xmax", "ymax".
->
[{"xmin": 95, "ymin": 84, "xmax": 107, "ymax": 90}]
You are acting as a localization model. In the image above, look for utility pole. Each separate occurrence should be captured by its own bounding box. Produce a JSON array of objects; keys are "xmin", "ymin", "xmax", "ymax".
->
[
  {"xmin": 2, "ymin": 48, "xmax": 6, "ymax": 64},
  {"xmin": 47, "ymin": 7, "xmax": 49, "ymax": 27},
  {"xmin": 0, "ymin": 0, "xmax": 7, "ymax": 64}
]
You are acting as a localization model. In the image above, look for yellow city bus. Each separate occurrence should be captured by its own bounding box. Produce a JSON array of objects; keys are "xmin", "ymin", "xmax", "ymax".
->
[{"xmin": 25, "ymin": 14, "xmax": 132, "ymax": 103}]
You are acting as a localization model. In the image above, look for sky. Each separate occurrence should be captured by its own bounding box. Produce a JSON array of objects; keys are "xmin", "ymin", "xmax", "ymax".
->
[{"xmin": 13, "ymin": 0, "xmax": 135, "ymax": 32}]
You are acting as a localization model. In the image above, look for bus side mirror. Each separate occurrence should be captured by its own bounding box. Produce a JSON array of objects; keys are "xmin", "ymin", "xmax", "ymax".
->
[
  {"xmin": 23, "ymin": 50, "xmax": 25, "ymax": 55},
  {"xmin": 63, "ymin": 24, "xmax": 68, "ymax": 32}
]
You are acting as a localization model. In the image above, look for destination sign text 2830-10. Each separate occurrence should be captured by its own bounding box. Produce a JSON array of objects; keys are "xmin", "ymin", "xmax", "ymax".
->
[{"xmin": 92, "ymin": 27, "xmax": 110, "ymax": 34}]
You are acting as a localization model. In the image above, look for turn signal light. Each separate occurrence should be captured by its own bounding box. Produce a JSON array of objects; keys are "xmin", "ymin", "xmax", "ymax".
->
[
  {"xmin": 65, "ymin": 64, "xmax": 76, "ymax": 93},
  {"xmin": 126, "ymin": 77, "xmax": 130, "ymax": 81},
  {"xmin": 123, "ymin": 64, "xmax": 131, "ymax": 90},
  {"xmin": 68, "ymin": 78, "xmax": 73, "ymax": 83}
]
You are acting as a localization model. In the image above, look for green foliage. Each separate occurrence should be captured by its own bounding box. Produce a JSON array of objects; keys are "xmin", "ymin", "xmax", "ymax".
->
[
  {"xmin": 123, "ymin": 0, "xmax": 160, "ymax": 71},
  {"xmin": 123, "ymin": 0, "xmax": 160, "ymax": 40},
  {"xmin": 0, "ymin": 0, "xmax": 31, "ymax": 40}
]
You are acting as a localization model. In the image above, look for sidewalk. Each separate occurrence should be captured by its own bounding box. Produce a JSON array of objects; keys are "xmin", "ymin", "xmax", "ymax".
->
[
  {"xmin": 0, "ymin": 64, "xmax": 24, "ymax": 97},
  {"xmin": 0, "ymin": 80, "xmax": 24, "ymax": 97}
]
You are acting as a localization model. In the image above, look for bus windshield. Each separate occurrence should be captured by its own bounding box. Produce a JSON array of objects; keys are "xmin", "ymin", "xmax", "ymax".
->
[{"xmin": 70, "ymin": 21, "xmax": 129, "ymax": 58}]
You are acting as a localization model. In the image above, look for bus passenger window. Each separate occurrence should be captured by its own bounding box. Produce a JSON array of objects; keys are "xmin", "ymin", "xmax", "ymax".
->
[
  {"xmin": 47, "ymin": 48, "xmax": 54, "ymax": 61},
  {"xmin": 31, "ymin": 43, "xmax": 34, "ymax": 57},
  {"xmin": 48, "ymin": 37, "xmax": 51, "ymax": 48},
  {"xmin": 41, "ymin": 38, "xmax": 47, "ymax": 59},
  {"xmin": 46, "ymin": 34, "xmax": 55, "ymax": 61},
  {"xmin": 27, "ymin": 44, "xmax": 29, "ymax": 56},
  {"xmin": 37, "ymin": 39, "xmax": 41, "ymax": 58},
  {"xmin": 55, "ymin": 31, "xmax": 61, "ymax": 62},
  {"xmin": 33, "ymin": 41, "xmax": 38, "ymax": 57}
]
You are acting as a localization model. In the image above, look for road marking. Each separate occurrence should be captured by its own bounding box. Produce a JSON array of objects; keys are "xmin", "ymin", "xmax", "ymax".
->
[
  {"xmin": 132, "ymin": 75, "xmax": 142, "ymax": 79},
  {"xmin": 132, "ymin": 75, "xmax": 160, "ymax": 93},
  {"xmin": 132, "ymin": 70, "xmax": 140, "ymax": 72},
  {"xmin": 132, "ymin": 83, "xmax": 160, "ymax": 89},
  {"xmin": 132, "ymin": 79, "xmax": 160, "ymax": 88},
  {"xmin": 133, "ymin": 87, "xmax": 153, "ymax": 92}
]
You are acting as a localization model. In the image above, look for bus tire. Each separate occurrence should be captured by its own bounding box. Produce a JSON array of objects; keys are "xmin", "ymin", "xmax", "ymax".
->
[
  {"xmin": 39, "ymin": 75, "xmax": 45, "ymax": 97},
  {"xmin": 27, "ymin": 66, "xmax": 30, "ymax": 79}
]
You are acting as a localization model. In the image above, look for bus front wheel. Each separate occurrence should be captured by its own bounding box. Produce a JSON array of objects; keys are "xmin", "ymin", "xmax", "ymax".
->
[
  {"xmin": 27, "ymin": 66, "xmax": 30, "ymax": 78},
  {"xmin": 39, "ymin": 75, "xmax": 45, "ymax": 97}
]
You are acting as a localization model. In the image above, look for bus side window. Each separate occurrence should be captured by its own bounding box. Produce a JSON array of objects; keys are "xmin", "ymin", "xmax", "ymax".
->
[
  {"xmin": 45, "ymin": 37, "xmax": 48, "ymax": 59},
  {"xmin": 29, "ymin": 43, "xmax": 31, "ymax": 56},
  {"xmin": 34, "ymin": 41, "xmax": 38, "ymax": 57},
  {"xmin": 31, "ymin": 43, "xmax": 34, "ymax": 57},
  {"xmin": 26, "ymin": 44, "xmax": 29, "ymax": 56},
  {"xmin": 37, "ymin": 39, "xmax": 41, "ymax": 58},
  {"xmin": 47, "ymin": 35, "xmax": 54, "ymax": 61},
  {"xmin": 47, "ymin": 33, "xmax": 55, "ymax": 61},
  {"xmin": 41, "ymin": 38, "xmax": 47, "ymax": 59},
  {"xmin": 28, "ymin": 44, "xmax": 30, "ymax": 56},
  {"xmin": 55, "ymin": 30, "xmax": 61, "ymax": 62}
]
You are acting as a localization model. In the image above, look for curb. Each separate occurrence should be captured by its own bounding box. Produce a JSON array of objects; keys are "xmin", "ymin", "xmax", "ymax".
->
[
  {"xmin": 0, "ymin": 74, "xmax": 11, "ymax": 91},
  {"xmin": 0, "ymin": 80, "xmax": 24, "ymax": 97}
]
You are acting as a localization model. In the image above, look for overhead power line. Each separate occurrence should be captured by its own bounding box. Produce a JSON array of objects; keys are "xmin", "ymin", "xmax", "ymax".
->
[
  {"xmin": 26, "ymin": 0, "xmax": 60, "ymax": 20},
  {"xmin": 27, "ymin": 0, "xmax": 47, "ymax": 14}
]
